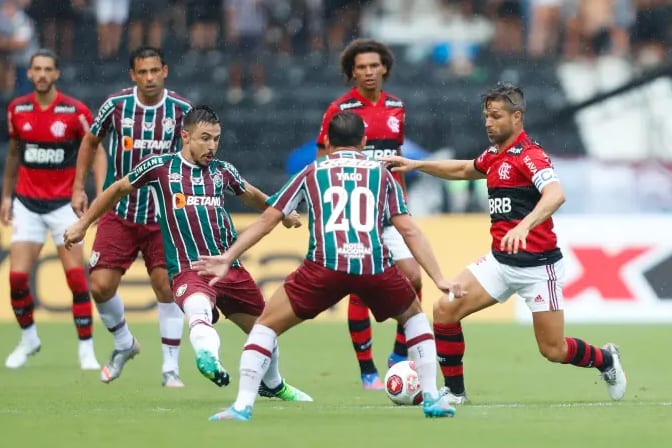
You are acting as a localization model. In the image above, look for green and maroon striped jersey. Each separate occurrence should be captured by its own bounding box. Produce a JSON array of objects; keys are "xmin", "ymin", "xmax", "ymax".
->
[
  {"xmin": 91, "ymin": 87, "xmax": 192, "ymax": 224},
  {"xmin": 127, "ymin": 153, "xmax": 245, "ymax": 279},
  {"xmin": 267, "ymin": 150, "xmax": 408, "ymax": 275}
]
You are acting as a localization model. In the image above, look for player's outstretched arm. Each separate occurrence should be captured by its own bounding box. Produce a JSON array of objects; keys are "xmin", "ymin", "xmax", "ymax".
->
[
  {"xmin": 391, "ymin": 213, "xmax": 465, "ymax": 297},
  {"xmin": 0, "ymin": 139, "xmax": 20, "ymax": 226},
  {"xmin": 194, "ymin": 207, "xmax": 285, "ymax": 285},
  {"xmin": 239, "ymin": 182, "xmax": 302, "ymax": 228},
  {"xmin": 63, "ymin": 177, "xmax": 134, "ymax": 250},
  {"xmin": 72, "ymin": 131, "xmax": 104, "ymax": 216},
  {"xmin": 380, "ymin": 155, "xmax": 483, "ymax": 181}
]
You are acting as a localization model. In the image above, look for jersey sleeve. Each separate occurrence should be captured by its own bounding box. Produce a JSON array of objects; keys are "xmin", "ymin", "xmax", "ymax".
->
[
  {"xmin": 399, "ymin": 109, "xmax": 406, "ymax": 146},
  {"xmin": 220, "ymin": 162, "xmax": 247, "ymax": 196},
  {"xmin": 266, "ymin": 167, "xmax": 309, "ymax": 216},
  {"xmin": 474, "ymin": 148, "xmax": 492, "ymax": 174},
  {"xmin": 90, "ymin": 97, "xmax": 116, "ymax": 138},
  {"xmin": 76, "ymin": 103, "xmax": 94, "ymax": 139},
  {"xmin": 518, "ymin": 147, "xmax": 559, "ymax": 192},
  {"xmin": 7, "ymin": 104, "xmax": 16, "ymax": 139},
  {"xmin": 316, "ymin": 103, "xmax": 340, "ymax": 149},
  {"xmin": 383, "ymin": 169, "xmax": 408, "ymax": 220},
  {"xmin": 128, "ymin": 155, "xmax": 163, "ymax": 188}
]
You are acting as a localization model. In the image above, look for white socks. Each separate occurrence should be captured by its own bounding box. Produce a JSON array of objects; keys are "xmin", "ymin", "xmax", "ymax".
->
[
  {"xmin": 261, "ymin": 344, "xmax": 282, "ymax": 390},
  {"xmin": 157, "ymin": 301, "xmax": 184, "ymax": 373},
  {"xmin": 234, "ymin": 324, "xmax": 277, "ymax": 411},
  {"xmin": 97, "ymin": 294, "xmax": 134, "ymax": 350},
  {"xmin": 404, "ymin": 313, "xmax": 439, "ymax": 399},
  {"xmin": 182, "ymin": 295, "xmax": 220, "ymax": 357}
]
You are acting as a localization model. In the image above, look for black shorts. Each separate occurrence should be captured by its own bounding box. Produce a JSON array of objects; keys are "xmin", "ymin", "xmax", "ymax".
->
[
  {"xmin": 28, "ymin": 0, "xmax": 76, "ymax": 21},
  {"xmin": 186, "ymin": 0, "xmax": 222, "ymax": 26},
  {"xmin": 129, "ymin": 0, "xmax": 165, "ymax": 21}
]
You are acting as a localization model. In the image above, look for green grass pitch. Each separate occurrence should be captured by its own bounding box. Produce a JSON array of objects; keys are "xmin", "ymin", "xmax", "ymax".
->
[{"xmin": 0, "ymin": 321, "xmax": 670, "ymax": 447}]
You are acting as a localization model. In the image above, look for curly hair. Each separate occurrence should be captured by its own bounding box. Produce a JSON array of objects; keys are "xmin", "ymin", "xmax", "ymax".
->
[{"xmin": 340, "ymin": 39, "xmax": 394, "ymax": 83}]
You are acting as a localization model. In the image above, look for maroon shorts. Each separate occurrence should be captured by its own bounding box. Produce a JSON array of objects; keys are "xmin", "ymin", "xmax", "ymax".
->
[
  {"xmin": 284, "ymin": 260, "xmax": 416, "ymax": 321},
  {"xmin": 90, "ymin": 212, "xmax": 165, "ymax": 274},
  {"xmin": 171, "ymin": 268, "xmax": 265, "ymax": 318}
]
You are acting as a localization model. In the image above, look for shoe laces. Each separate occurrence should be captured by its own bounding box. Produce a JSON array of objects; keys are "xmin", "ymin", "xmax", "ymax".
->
[{"xmin": 600, "ymin": 366, "xmax": 617, "ymax": 385}]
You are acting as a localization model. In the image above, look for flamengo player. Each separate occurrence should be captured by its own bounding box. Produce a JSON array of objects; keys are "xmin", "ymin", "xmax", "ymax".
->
[
  {"xmin": 70, "ymin": 46, "xmax": 191, "ymax": 387},
  {"xmin": 1, "ymin": 49, "xmax": 99, "ymax": 370},
  {"xmin": 316, "ymin": 39, "xmax": 421, "ymax": 389},
  {"xmin": 64, "ymin": 105, "xmax": 312, "ymax": 402},
  {"xmin": 197, "ymin": 112, "xmax": 459, "ymax": 421},
  {"xmin": 381, "ymin": 83, "xmax": 627, "ymax": 404}
]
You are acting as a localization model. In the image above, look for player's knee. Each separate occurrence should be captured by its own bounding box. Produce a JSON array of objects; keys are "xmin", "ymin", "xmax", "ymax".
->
[
  {"xmin": 538, "ymin": 341, "xmax": 566, "ymax": 363},
  {"xmin": 89, "ymin": 275, "xmax": 117, "ymax": 302},
  {"xmin": 433, "ymin": 297, "xmax": 459, "ymax": 324}
]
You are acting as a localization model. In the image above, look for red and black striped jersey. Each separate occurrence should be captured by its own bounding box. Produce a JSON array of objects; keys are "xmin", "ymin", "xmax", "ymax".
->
[
  {"xmin": 317, "ymin": 87, "xmax": 406, "ymax": 189},
  {"xmin": 7, "ymin": 91, "xmax": 93, "ymax": 213},
  {"xmin": 474, "ymin": 131, "xmax": 562, "ymax": 267}
]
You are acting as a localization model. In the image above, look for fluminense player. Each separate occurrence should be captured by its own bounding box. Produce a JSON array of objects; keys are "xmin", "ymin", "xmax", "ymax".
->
[
  {"xmin": 71, "ymin": 46, "xmax": 191, "ymax": 387},
  {"xmin": 316, "ymin": 39, "xmax": 422, "ymax": 389},
  {"xmin": 381, "ymin": 83, "xmax": 627, "ymax": 404},
  {"xmin": 2, "ymin": 49, "xmax": 100, "ymax": 370},
  {"xmin": 64, "ymin": 105, "xmax": 312, "ymax": 402},
  {"xmin": 196, "ymin": 112, "xmax": 461, "ymax": 421}
]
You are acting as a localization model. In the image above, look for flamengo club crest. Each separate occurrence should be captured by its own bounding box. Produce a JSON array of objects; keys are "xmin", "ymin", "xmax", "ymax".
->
[
  {"xmin": 387, "ymin": 116, "xmax": 400, "ymax": 133},
  {"xmin": 50, "ymin": 120, "xmax": 66, "ymax": 138},
  {"xmin": 498, "ymin": 162, "xmax": 511, "ymax": 180}
]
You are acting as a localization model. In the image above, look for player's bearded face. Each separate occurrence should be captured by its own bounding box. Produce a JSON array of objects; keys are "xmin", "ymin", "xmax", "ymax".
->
[
  {"xmin": 28, "ymin": 57, "xmax": 59, "ymax": 94},
  {"xmin": 186, "ymin": 122, "xmax": 221, "ymax": 166},
  {"xmin": 484, "ymin": 100, "xmax": 514, "ymax": 145}
]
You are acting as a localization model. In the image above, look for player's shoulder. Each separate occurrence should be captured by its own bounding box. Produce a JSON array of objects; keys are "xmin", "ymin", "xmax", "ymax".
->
[
  {"xmin": 331, "ymin": 89, "xmax": 365, "ymax": 112},
  {"xmin": 53, "ymin": 93, "xmax": 90, "ymax": 114},
  {"xmin": 506, "ymin": 135, "xmax": 547, "ymax": 158},
  {"xmin": 382, "ymin": 91, "xmax": 404, "ymax": 109},
  {"xmin": 213, "ymin": 158, "xmax": 241, "ymax": 173},
  {"xmin": 166, "ymin": 90, "xmax": 192, "ymax": 109},
  {"xmin": 8, "ymin": 93, "xmax": 34, "ymax": 112}
]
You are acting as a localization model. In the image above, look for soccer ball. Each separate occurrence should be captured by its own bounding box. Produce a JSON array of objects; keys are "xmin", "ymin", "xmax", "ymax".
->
[{"xmin": 384, "ymin": 360, "xmax": 423, "ymax": 405}]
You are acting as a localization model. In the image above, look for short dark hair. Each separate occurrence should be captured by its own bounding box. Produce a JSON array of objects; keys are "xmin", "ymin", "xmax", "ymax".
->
[
  {"xmin": 482, "ymin": 82, "xmax": 526, "ymax": 113},
  {"xmin": 340, "ymin": 39, "xmax": 394, "ymax": 82},
  {"xmin": 183, "ymin": 105, "xmax": 220, "ymax": 129},
  {"xmin": 129, "ymin": 46, "xmax": 165, "ymax": 70},
  {"xmin": 327, "ymin": 112, "xmax": 365, "ymax": 147},
  {"xmin": 29, "ymin": 49, "xmax": 59, "ymax": 69}
]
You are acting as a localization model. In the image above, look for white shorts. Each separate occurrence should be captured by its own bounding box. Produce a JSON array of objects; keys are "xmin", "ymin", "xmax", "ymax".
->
[
  {"xmin": 96, "ymin": 0, "xmax": 130, "ymax": 24},
  {"xmin": 383, "ymin": 226, "xmax": 412, "ymax": 261},
  {"xmin": 11, "ymin": 199, "xmax": 78, "ymax": 246},
  {"xmin": 467, "ymin": 252, "xmax": 565, "ymax": 313}
]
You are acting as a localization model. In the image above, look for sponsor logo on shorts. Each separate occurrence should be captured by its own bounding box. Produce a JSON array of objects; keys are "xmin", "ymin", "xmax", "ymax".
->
[
  {"xmin": 175, "ymin": 284, "xmax": 187, "ymax": 297},
  {"xmin": 89, "ymin": 251, "xmax": 100, "ymax": 268}
]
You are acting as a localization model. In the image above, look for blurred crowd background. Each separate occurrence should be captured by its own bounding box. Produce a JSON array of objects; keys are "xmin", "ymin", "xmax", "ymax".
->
[{"xmin": 2, "ymin": 0, "xmax": 672, "ymax": 214}]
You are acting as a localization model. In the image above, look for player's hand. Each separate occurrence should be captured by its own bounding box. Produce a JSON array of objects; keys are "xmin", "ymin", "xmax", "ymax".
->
[
  {"xmin": 63, "ymin": 221, "xmax": 87, "ymax": 250},
  {"xmin": 435, "ymin": 279, "xmax": 466, "ymax": 299},
  {"xmin": 0, "ymin": 197, "xmax": 12, "ymax": 226},
  {"xmin": 282, "ymin": 210, "xmax": 302, "ymax": 229},
  {"xmin": 378, "ymin": 155, "xmax": 419, "ymax": 173},
  {"xmin": 500, "ymin": 224, "xmax": 528, "ymax": 255},
  {"xmin": 71, "ymin": 188, "xmax": 89, "ymax": 217},
  {"xmin": 193, "ymin": 255, "xmax": 232, "ymax": 286}
]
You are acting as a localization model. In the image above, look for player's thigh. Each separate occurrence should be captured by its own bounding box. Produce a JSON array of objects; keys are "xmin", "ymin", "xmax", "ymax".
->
[
  {"xmin": 172, "ymin": 270, "xmax": 216, "ymax": 310},
  {"xmin": 435, "ymin": 254, "xmax": 510, "ymax": 322},
  {"xmin": 282, "ymin": 260, "xmax": 349, "ymax": 323},
  {"xmin": 228, "ymin": 313, "xmax": 258, "ymax": 334},
  {"xmin": 509, "ymin": 259, "xmax": 565, "ymax": 313},
  {"xmin": 213, "ymin": 267, "xmax": 265, "ymax": 322},
  {"xmin": 355, "ymin": 266, "xmax": 416, "ymax": 322},
  {"xmin": 138, "ymin": 224, "xmax": 167, "ymax": 275},
  {"xmin": 10, "ymin": 199, "xmax": 47, "ymax": 245},
  {"xmin": 90, "ymin": 213, "xmax": 141, "ymax": 272},
  {"xmin": 43, "ymin": 203, "xmax": 78, "ymax": 247},
  {"xmin": 256, "ymin": 286, "xmax": 303, "ymax": 336}
]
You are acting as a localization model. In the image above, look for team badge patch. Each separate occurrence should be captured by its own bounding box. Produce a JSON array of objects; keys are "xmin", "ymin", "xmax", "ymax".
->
[
  {"xmin": 50, "ymin": 120, "xmax": 67, "ymax": 138},
  {"xmin": 387, "ymin": 116, "xmax": 400, "ymax": 133},
  {"xmin": 89, "ymin": 251, "xmax": 100, "ymax": 268},
  {"xmin": 162, "ymin": 118, "xmax": 176, "ymax": 132},
  {"xmin": 175, "ymin": 284, "xmax": 188, "ymax": 297}
]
